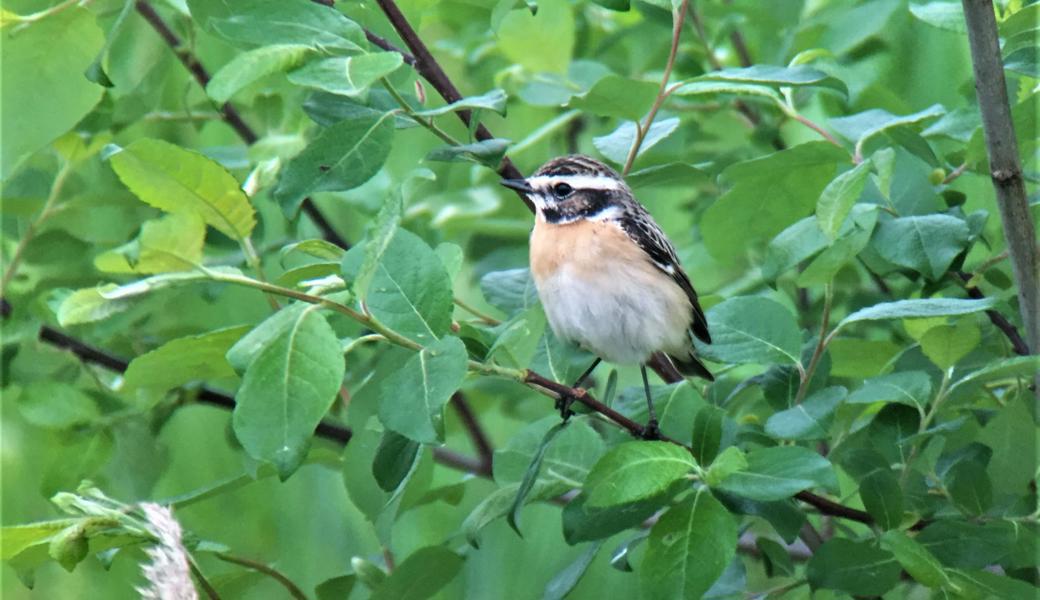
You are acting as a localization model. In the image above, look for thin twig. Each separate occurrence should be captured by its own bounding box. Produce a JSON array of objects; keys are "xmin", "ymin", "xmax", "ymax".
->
[
  {"xmin": 449, "ymin": 393, "xmax": 495, "ymax": 475},
  {"xmin": 453, "ymin": 298, "xmax": 500, "ymax": 325},
  {"xmin": 955, "ymin": 271, "xmax": 1030, "ymax": 356},
  {"xmin": 133, "ymin": 1, "xmax": 350, "ymax": 250},
  {"xmin": 794, "ymin": 284, "xmax": 833, "ymax": 404},
  {"xmin": 215, "ymin": 554, "xmax": 308, "ymax": 600},
  {"xmin": 622, "ymin": 0, "xmax": 690, "ymax": 175},
  {"xmin": 1, "ymin": 161, "xmax": 72, "ymax": 295}
]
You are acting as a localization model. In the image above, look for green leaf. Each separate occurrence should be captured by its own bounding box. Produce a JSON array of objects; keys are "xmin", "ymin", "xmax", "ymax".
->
[
  {"xmin": 377, "ymin": 336, "xmax": 468, "ymax": 444},
  {"xmin": 916, "ymin": 520, "xmax": 1015, "ymax": 569},
  {"xmin": 353, "ymin": 194, "xmax": 403, "ymax": 299},
  {"xmin": 315, "ymin": 575, "xmax": 356, "ymax": 600},
  {"xmin": 109, "ymin": 139, "xmax": 256, "ymax": 241},
  {"xmin": 207, "ymin": 44, "xmax": 313, "ymax": 103},
  {"xmin": 369, "ymin": 546, "xmax": 463, "ymax": 600},
  {"xmin": 413, "ymin": 89, "xmax": 508, "ymax": 118},
  {"xmin": 978, "ymin": 395, "xmax": 1038, "ymax": 497},
  {"xmin": 715, "ymin": 446, "xmax": 837, "ymax": 501},
  {"xmin": 562, "ymin": 490, "xmax": 673, "ymax": 545},
  {"xmin": 625, "ymin": 163, "xmax": 709, "ymax": 189},
  {"xmin": 567, "ymin": 74, "xmax": 659, "ymax": 121},
  {"xmin": 426, "ymin": 138, "xmax": 511, "ymax": 169},
  {"xmin": 57, "ymin": 271, "xmax": 222, "ymax": 326},
  {"xmin": 288, "ymin": 53, "xmax": 404, "ymax": 97},
  {"xmin": 948, "ymin": 356, "xmax": 1040, "ymax": 397},
  {"xmin": 1, "ymin": 7, "xmax": 104, "ymax": 180},
  {"xmin": 671, "ymin": 81, "xmax": 784, "ymax": 104},
  {"xmin": 880, "ymin": 530, "xmax": 952, "ymax": 589},
  {"xmin": 702, "ymin": 142, "xmax": 847, "ymax": 264},
  {"xmin": 948, "ymin": 569, "xmax": 1040, "ymax": 600},
  {"xmin": 583, "ymin": 441, "xmax": 695, "ymax": 508},
  {"xmin": 279, "ymin": 239, "xmax": 346, "ymax": 264},
  {"xmin": 342, "ymin": 229, "xmax": 453, "ymax": 343},
  {"xmin": 872, "ymin": 214, "xmax": 970, "ymax": 280},
  {"xmin": 909, "ymin": 2, "xmax": 966, "ymax": 33},
  {"xmin": 696, "ymin": 65, "xmax": 847, "ymax": 96},
  {"xmin": 762, "ymin": 217, "xmax": 829, "ymax": 281},
  {"xmin": 859, "ymin": 469, "xmax": 903, "ymax": 530},
  {"xmin": 765, "ymin": 387, "xmax": 846, "ymax": 441},
  {"xmin": 837, "ymin": 298, "xmax": 997, "ymax": 329},
  {"xmin": 948, "ymin": 460, "xmax": 992, "ymax": 517},
  {"xmin": 507, "ymin": 421, "xmax": 568, "ymax": 535},
  {"xmin": 496, "ymin": 0, "xmax": 574, "ymax": 74},
  {"xmin": 15, "ymin": 382, "xmax": 98, "ymax": 429},
  {"xmin": 705, "ymin": 446, "xmax": 748, "ymax": 488},
  {"xmin": 123, "ymin": 326, "xmax": 248, "ymax": 393},
  {"xmin": 480, "ymin": 268, "xmax": 539, "ymax": 317},
  {"xmin": 232, "ymin": 307, "xmax": 345, "ymax": 479},
  {"xmin": 696, "ymin": 296, "xmax": 801, "ymax": 365},
  {"xmin": 94, "ymin": 213, "xmax": 206, "ymax": 274},
  {"xmin": 848, "ymin": 371, "xmax": 932, "ymax": 410},
  {"xmin": 274, "ymin": 113, "xmax": 395, "ymax": 213},
  {"xmin": 640, "ymin": 488, "xmax": 737, "ymax": 600},
  {"xmin": 830, "ymin": 104, "xmax": 945, "ymax": 151},
  {"xmin": 543, "ymin": 542, "xmax": 603, "ymax": 600},
  {"xmin": 816, "ymin": 160, "xmax": 872, "ymax": 240},
  {"xmin": 1, "ymin": 521, "xmax": 78, "ymax": 561},
  {"xmin": 493, "ymin": 416, "xmax": 604, "ymax": 486},
  {"xmin": 372, "ymin": 430, "xmax": 420, "ymax": 492},
  {"xmin": 464, "ymin": 480, "xmax": 564, "ymax": 546},
  {"xmin": 593, "ymin": 118, "xmax": 679, "ymax": 164},
  {"xmin": 920, "ymin": 320, "xmax": 980, "ymax": 369},
  {"xmin": 807, "ymin": 538, "xmax": 901, "ymax": 596},
  {"xmin": 691, "ymin": 405, "xmax": 723, "ymax": 464},
  {"xmin": 207, "ymin": 0, "xmax": 365, "ymax": 51},
  {"xmin": 757, "ymin": 538, "xmax": 794, "ymax": 578}
]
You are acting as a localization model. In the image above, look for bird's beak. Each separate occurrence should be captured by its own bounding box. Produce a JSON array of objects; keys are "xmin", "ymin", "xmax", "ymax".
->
[{"xmin": 500, "ymin": 179, "xmax": 534, "ymax": 194}]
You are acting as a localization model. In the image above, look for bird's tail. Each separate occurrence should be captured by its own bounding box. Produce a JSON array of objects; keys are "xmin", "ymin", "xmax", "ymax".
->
[{"xmin": 667, "ymin": 350, "xmax": 714, "ymax": 381}]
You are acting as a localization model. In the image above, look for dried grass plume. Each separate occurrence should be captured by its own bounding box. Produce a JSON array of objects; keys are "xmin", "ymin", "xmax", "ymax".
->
[{"xmin": 137, "ymin": 503, "xmax": 198, "ymax": 600}]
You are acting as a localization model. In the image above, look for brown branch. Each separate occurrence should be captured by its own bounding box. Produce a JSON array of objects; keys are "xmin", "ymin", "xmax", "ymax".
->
[
  {"xmin": 956, "ymin": 271, "xmax": 1030, "ymax": 356},
  {"xmin": 364, "ymin": 29, "xmax": 416, "ymax": 66},
  {"xmin": 449, "ymin": 392, "xmax": 494, "ymax": 474},
  {"xmin": 134, "ymin": 1, "xmax": 351, "ymax": 250},
  {"xmin": 961, "ymin": 1, "xmax": 1038, "ymax": 388}
]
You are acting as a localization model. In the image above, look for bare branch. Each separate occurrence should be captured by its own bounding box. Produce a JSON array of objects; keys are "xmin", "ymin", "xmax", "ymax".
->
[{"xmin": 450, "ymin": 392, "xmax": 495, "ymax": 474}]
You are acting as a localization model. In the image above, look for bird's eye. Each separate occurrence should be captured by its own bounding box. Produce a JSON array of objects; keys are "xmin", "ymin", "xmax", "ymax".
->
[{"xmin": 552, "ymin": 183, "xmax": 573, "ymax": 198}]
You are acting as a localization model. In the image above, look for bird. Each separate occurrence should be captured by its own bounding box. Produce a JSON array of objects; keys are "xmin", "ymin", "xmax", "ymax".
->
[{"xmin": 501, "ymin": 154, "xmax": 712, "ymax": 438}]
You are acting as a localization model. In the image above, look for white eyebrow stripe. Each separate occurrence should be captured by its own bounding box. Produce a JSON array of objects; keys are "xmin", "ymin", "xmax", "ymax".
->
[{"xmin": 527, "ymin": 174, "xmax": 623, "ymax": 191}]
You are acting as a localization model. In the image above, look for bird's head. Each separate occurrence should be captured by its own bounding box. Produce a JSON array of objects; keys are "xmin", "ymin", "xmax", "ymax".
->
[{"xmin": 501, "ymin": 155, "xmax": 631, "ymax": 224}]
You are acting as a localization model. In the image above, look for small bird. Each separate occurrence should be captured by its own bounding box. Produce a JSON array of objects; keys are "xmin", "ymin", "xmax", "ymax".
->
[{"xmin": 502, "ymin": 155, "xmax": 713, "ymax": 437}]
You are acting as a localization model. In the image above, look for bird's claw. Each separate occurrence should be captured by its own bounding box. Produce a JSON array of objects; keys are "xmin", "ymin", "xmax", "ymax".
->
[
  {"xmin": 556, "ymin": 388, "xmax": 586, "ymax": 421},
  {"xmin": 640, "ymin": 419, "xmax": 661, "ymax": 440}
]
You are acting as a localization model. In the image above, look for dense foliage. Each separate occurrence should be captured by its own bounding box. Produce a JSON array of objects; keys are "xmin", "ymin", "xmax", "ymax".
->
[{"xmin": 2, "ymin": 0, "xmax": 1037, "ymax": 598}]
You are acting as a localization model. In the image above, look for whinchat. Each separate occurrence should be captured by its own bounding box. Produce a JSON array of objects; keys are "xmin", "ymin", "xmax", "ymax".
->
[{"xmin": 502, "ymin": 155, "xmax": 713, "ymax": 436}]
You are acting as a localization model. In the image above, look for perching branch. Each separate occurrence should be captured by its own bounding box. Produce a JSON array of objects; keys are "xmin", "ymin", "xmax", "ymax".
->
[
  {"xmin": 449, "ymin": 393, "xmax": 495, "ymax": 475},
  {"xmin": 133, "ymin": 1, "xmax": 351, "ymax": 250},
  {"xmin": 961, "ymin": 0, "xmax": 1039, "ymax": 395}
]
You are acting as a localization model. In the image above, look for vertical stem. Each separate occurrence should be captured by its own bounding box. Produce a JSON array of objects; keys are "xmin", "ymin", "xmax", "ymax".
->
[
  {"xmin": 1, "ymin": 162, "xmax": 73, "ymax": 295},
  {"xmin": 961, "ymin": 0, "xmax": 1039, "ymax": 399},
  {"xmin": 794, "ymin": 284, "xmax": 833, "ymax": 405}
]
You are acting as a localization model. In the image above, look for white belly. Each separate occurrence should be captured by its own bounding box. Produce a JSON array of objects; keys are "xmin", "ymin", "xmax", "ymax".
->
[{"xmin": 535, "ymin": 263, "xmax": 692, "ymax": 365}]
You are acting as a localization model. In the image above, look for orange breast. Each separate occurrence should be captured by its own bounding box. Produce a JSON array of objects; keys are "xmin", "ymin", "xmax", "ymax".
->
[{"xmin": 530, "ymin": 218, "xmax": 646, "ymax": 282}]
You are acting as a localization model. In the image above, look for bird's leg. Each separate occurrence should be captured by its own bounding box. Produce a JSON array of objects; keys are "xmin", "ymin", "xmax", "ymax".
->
[
  {"xmin": 640, "ymin": 366, "xmax": 661, "ymax": 440},
  {"xmin": 556, "ymin": 358, "xmax": 601, "ymax": 420}
]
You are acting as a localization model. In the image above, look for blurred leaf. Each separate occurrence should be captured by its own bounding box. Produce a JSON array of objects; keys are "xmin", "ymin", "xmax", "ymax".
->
[
  {"xmin": 15, "ymin": 382, "xmax": 98, "ymax": 429},
  {"xmin": 807, "ymin": 538, "xmax": 901, "ymax": 596},
  {"xmin": 507, "ymin": 421, "xmax": 568, "ymax": 535},
  {"xmin": 57, "ymin": 271, "xmax": 223, "ymax": 326},
  {"xmin": 562, "ymin": 488, "xmax": 676, "ymax": 545},
  {"xmin": 593, "ymin": 118, "xmax": 679, "ymax": 164},
  {"xmin": 872, "ymin": 214, "xmax": 970, "ymax": 280},
  {"xmin": 109, "ymin": 139, "xmax": 256, "ymax": 241},
  {"xmin": 880, "ymin": 530, "xmax": 951, "ymax": 589},
  {"xmin": 378, "ymin": 336, "xmax": 468, "ymax": 444},
  {"xmin": 315, "ymin": 575, "xmax": 356, "ymax": 600},
  {"xmin": 978, "ymin": 397, "xmax": 1037, "ymax": 497},
  {"xmin": 480, "ymin": 268, "xmax": 539, "ymax": 317},
  {"xmin": 494, "ymin": 415, "xmax": 604, "ymax": 485},
  {"xmin": 280, "ymin": 239, "xmax": 346, "ymax": 264},
  {"xmin": 1, "ymin": 7, "xmax": 104, "ymax": 180},
  {"xmin": 917, "ymin": 520, "xmax": 1015, "ymax": 568},
  {"xmin": 696, "ymin": 296, "xmax": 801, "ymax": 365},
  {"xmin": 837, "ymin": 298, "xmax": 997, "ymax": 329},
  {"xmin": 232, "ymin": 307, "xmax": 345, "ymax": 479},
  {"xmin": 372, "ymin": 430, "xmax": 420, "ymax": 492},
  {"xmin": 207, "ymin": 0, "xmax": 365, "ymax": 51},
  {"xmin": 274, "ymin": 113, "xmax": 395, "ymax": 213},
  {"xmin": 342, "ymin": 229, "xmax": 453, "ymax": 343},
  {"xmin": 920, "ymin": 320, "xmax": 979, "ymax": 369},
  {"xmin": 123, "ymin": 326, "xmax": 248, "ymax": 393},
  {"xmin": 626, "ymin": 163, "xmax": 709, "ymax": 188},
  {"xmin": 715, "ymin": 446, "xmax": 837, "ymax": 501},
  {"xmin": 497, "ymin": 0, "xmax": 574, "ymax": 74},
  {"xmin": 704, "ymin": 446, "xmax": 748, "ymax": 488},
  {"xmin": 413, "ymin": 89, "xmax": 508, "ymax": 117},
  {"xmin": 947, "ymin": 355, "xmax": 1040, "ymax": 396},
  {"xmin": 207, "ymin": 44, "xmax": 313, "ymax": 103},
  {"xmin": 691, "ymin": 405, "xmax": 723, "ymax": 464},
  {"xmin": 288, "ymin": 53, "xmax": 404, "ymax": 96},
  {"xmin": 464, "ymin": 480, "xmax": 564, "ymax": 547},
  {"xmin": 1004, "ymin": 46, "xmax": 1039, "ymax": 78},
  {"xmin": 765, "ymin": 387, "xmax": 846, "ymax": 441},
  {"xmin": 697, "ymin": 65, "xmax": 847, "ymax": 96},
  {"xmin": 671, "ymin": 81, "xmax": 783, "ymax": 104},
  {"xmin": 830, "ymin": 105, "xmax": 945, "ymax": 151},
  {"xmin": 544, "ymin": 542, "xmax": 603, "ymax": 600},
  {"xmin": 640, "ymin": 488, "xmax": 737, "ymax": 600},
  {"xmin": 948, "ymin": 569, "xmax": 1040, "ymax": 600},
  {"xmin": 756, "ymin": 538, "xmax": 794, "ymax": 578},
  {"xmin": 848, "ymin": 371, "xmax": 932, "ymax": 410},
  {"xmin": 909, "ymin": 2, "xmax": 966, "ymax": 33},
  {"xmin": 352, "ymin": 194, "xmax": 403, "ymax": 299},
  {"xmin": 583, "ymin": 441, "xmax": 695, "ymax": 508},
  {"xmin": 816, "ymin": 160, "xmax": 872, "ymax": 240},
  {"xmin": 94, "ymin": 213, "xmax": 206, "ymax": 274},
  {"xmin": 947, "ymin": 460, "xmax": 991, "ymax": 517},
  {"xmin": 762, "ymin": 217, "xmax": 828, "ymax": 281},
  {"xmin": 859, "ymin": 469, "xmax": 903, "ymax": 530},
  {"xmin": 567, "ymin": 75, "xmax": 658, "ymax": 121},
  {"xmin": 426, "ymin": 138, "xmax": 511, "ymax": 169},
  {"xmin": 369, "ymin": 546, "xmax": 463, "ymax": 600}
]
